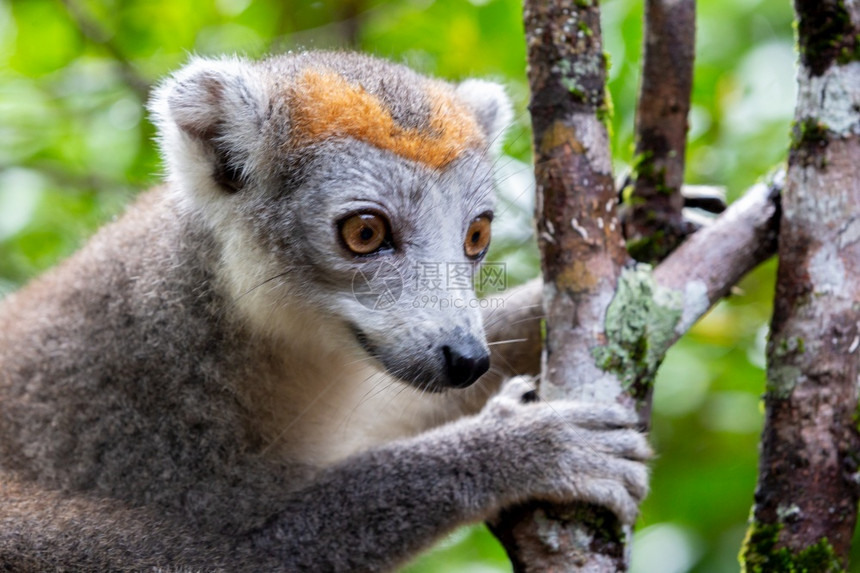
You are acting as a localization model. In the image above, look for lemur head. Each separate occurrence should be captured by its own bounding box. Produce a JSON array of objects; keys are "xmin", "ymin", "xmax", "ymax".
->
[{"xmin": 150, "ymin": 52, "xmax": 512, "ymax": 392}]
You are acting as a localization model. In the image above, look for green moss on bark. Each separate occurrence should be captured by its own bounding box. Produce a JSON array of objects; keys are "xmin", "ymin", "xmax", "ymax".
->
[
  {"xmin": 592, "ymin": 265, "xmax": 682, "ymax": 398},
  {"xmin": 797, "ymin": 0, "xmax": 858, "ymax": 76},
  {"xmin": 625, "ymin": 230, "xmax": 670, "ymax": 263},
  {"xmin": 596, "ymin": 80, "xmax": 614, "ymax": 137},
  {"xmin": 624, "ymin": 150, "xmax": 680, "ymax": 262},
  {"xmin": 791, "ymin": 118, "xmax": 830, "ymax": 150},
  {"xmin": 789, "ymin": 118, "xmax": 832, "ymax": 168},
  {"xmin": 741, "ymin": 520, "xmax": 844, "ymax": 573},
  {"xmin": 836, "ymin": 35, "xmax": 860, "ymax": 64}
]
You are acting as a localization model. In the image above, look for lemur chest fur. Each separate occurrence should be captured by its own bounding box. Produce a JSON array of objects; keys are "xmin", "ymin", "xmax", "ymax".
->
[{"xmin": 237, "ymin": 301, "xmax": 484, "ymax": 468}]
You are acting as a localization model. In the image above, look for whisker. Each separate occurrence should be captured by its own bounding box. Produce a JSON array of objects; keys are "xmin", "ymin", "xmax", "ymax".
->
[{"xmin": 487, "ymin": 338, "xmax": 529, "ymax": 346}]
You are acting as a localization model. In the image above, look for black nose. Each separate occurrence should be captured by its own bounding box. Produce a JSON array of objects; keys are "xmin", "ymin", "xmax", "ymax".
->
[{"xmin": 442, "ymin": 342, "xmax": 490, "ymax": 388}]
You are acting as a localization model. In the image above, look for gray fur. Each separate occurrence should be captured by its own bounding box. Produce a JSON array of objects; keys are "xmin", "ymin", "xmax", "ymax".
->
[{"xmin": 0, "ymin": 52, "xmax": 649, "ymax": 571}]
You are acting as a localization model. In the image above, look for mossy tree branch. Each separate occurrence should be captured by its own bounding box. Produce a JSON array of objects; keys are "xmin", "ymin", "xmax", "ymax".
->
[
  {"xmin": 620, "ymin": 0, "xmax": 699, "ymax": 414},
  {"xmin": 740, "ymin": 1, "xmax": 860, "ymax": 570},
  {"xmin": 484, "ymin": 175, "xmax": 782, "ymax": 391},
  {"xmin": 487, "ymin": 0, "xmax": 782, "ymax": 569},
  {"xmin": 487, "ymin": 1, "xmax": 631, "ymax": 569},
  {"xmin": 622, "ymin": 0, "xmax": 697, "ymax": 264}
]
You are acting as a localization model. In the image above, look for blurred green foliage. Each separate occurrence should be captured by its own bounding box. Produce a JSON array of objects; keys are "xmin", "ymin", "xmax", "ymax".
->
[{"xmin": 1, "ymin": 0, "xmax": 851, "ymax": 571}]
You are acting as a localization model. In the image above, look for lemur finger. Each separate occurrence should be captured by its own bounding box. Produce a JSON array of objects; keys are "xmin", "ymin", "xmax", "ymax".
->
[
  {"xmin": 485, "ymin": 377, "xmax": 536, "ymax": 417},
  {"xmin": 585, "ymin": 453, "xmax": 650, "ymax": 503},
  {"xmin": 586, "ymin": 428, "xmax": 653, "ymax": 461},
  {"xmin": 576, "ymin": 479, "xmax": 641, "ymax": 525},
  {"xmin": 619, "ymin": 459, "xmax": 650, "ymax": 502},
  {"xmin": 550, "ymin": 401, "xmax": 639, "ymax": 430},
  {"xmin": 496, "ymin": 376, "xmax": 537, "ymax": 402}
]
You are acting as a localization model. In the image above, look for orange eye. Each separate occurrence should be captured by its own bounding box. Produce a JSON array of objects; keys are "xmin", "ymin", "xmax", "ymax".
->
[
  {"xmin": 340, "ymin": 213, "xmax": 389, "ymax": 255},
  {"xmin": 464, "ymin": 215, "xmax": 492, "ymax": 259}
]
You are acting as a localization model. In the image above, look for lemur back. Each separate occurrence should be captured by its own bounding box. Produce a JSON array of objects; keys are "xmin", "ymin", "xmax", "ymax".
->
[{"xmin": 0, "ymin": 52, "xmax": 650, "ymax": 572}]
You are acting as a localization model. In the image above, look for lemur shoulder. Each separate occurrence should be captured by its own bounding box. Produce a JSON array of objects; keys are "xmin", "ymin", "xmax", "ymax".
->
[{"xmin": 0, "ymin": 51, "xmax": 650, "ymax": 571}]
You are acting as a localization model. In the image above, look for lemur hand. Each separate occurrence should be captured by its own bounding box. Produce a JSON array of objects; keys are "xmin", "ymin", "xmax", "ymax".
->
[{"xmin": 477, "ymin": 376, "xmax": 651, "ymax": 524}]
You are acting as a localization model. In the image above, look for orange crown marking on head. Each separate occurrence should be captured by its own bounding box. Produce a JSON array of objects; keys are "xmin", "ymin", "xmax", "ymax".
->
[{"xmin": 287, "ymin": 69, "xmax": 485, "ymax": 169}]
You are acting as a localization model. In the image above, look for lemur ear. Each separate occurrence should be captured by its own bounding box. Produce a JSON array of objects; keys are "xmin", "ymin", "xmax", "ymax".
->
[
  {"xmin": 455, "ymin": 80, "xmax": 513, "ymax": 153},
  {"xmin": 149, "ymin": 56, "xmax": 268, "ymax": 193}
]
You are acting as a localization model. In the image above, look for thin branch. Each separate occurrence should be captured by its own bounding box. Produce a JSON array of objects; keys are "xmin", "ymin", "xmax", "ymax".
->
[
  {"xmin": 653, "ymin": 175, "xmax": 781, "ymax": 325},
  {"xmin": 587, "ymin": 172, "xmax": 781, "ymax": 409},
  {"xmin": 623, "ymin": 0, "xmax": 696, "ymax": 263},
  {"xmin": 61, "ymin": 0, "xmax": 150, "ymax": 100},
  {"xmin": 487, "ymin": 174, "xmax": 783, "ymax": 397}
]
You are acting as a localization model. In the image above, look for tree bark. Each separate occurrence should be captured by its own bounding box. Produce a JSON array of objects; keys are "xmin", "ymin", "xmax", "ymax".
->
[
  {"xmin": 623, "ymin": 0, "xmax": 696, "ymax": 263},
  {"xmin": 484, "ymin": 173, "xmax": 782, "ymax": 389},
  {"xmin": 489, "ymin": 1, "xmax": 632, "ymax": 570},
  {"xmin": 488, "ymin": 0, "xmax": 784, "ymax": 570},
  {"xmin": 484, "ymin": 175, "xmax": 782, "ymax": 385},
  {"xmin": 741, "ymin": 2, "xmax": 860, "ymax": 570},
  {"xmin": 623, "ymin": 0, "xmax": 697, "ymax": 410}
]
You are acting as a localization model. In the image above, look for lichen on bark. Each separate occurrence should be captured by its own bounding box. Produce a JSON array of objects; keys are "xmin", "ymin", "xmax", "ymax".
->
[
  {"xmin": 491, "ymin": 1, "xmax": 633, "ymax": 569},
  {"xmin": 592, "ymin": 265, "xmax": 682, "ymax": 397}
]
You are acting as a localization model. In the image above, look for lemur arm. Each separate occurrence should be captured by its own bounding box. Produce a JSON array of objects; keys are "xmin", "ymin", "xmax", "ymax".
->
[{"xmin": 1, "ymin": 380, "xmax": 648, "ymax": 572}]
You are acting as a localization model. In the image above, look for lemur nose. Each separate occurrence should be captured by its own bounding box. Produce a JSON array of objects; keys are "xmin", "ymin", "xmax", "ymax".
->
[{"xmin": 441, "ymin": 342, "xmax": 490, "ymax": 388}]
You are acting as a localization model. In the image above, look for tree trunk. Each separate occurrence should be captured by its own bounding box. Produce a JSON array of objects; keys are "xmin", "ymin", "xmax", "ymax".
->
[
  {"xmin": 741, "ymin": 2, "xmax": 860, "ymax": 570},
  {"xmin": 488, "ymin": 0, "xmax": 783, "ymax": 570},
  {"xmin": 489, "ymin": 1, "xmax": 632, "ymax": 570}
]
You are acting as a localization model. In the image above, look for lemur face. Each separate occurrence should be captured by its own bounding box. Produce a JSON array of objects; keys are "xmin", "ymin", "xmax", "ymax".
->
[
  {"xmin": 292, "ymin": 142, "xmax": 495, "ymax": 391},
  {"xmin": 150, "ymin": 52, "xmax": 512, "ymax": 392}
]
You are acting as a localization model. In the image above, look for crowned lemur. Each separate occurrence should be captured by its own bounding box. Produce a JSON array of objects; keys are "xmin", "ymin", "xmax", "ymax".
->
[{"xmin": 0, "ymin": 52, "xmax": 650, "ymax": 571}]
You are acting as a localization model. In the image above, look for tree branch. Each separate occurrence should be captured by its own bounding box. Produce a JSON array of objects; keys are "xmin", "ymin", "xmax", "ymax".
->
[
  {"xmin": 653, "ymin": 174, "xmax": 781, "ymax": 331},
  {"xmin": 487, "ymin": 0, "xmax": 788, "ymax": 566},
  {"xmin": 622, "ymin": 0, "xmax": 696, "ymax": 263},
  {"xmin": 485, "ymin": 175, "xmax": 782, "ymax": 410},
  {"xmin": 620, "ymin": 175, "xmax": 781, "ymax": 416},
  {"xmin": 61, "ymin": 0, "xmax": 151, "ymax": 100},
  {"xmin": 485, "ymin": 172, "xmax": 785, "ymax": 427},
  {"xmin": 740, "ymin": 1, "xmax": 860, "ymax": 568}
]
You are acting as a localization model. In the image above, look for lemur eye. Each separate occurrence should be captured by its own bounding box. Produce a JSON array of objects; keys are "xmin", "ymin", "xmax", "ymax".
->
[
  {"xmin": 340, "ymin": 213, "xmax": 391, "ymax": 255},
  {"xmin": 464, "ymin": 214, "xmax": 492, "ymax": 260}
]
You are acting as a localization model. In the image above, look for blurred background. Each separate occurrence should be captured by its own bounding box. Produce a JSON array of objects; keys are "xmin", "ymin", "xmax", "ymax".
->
[{"xmin": 0, "ymin": 0, "xmax": 836, "ymax": 571}]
